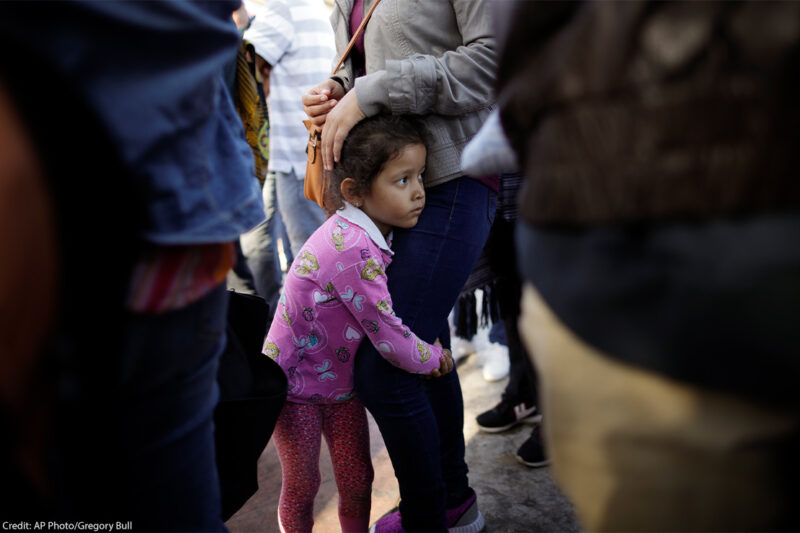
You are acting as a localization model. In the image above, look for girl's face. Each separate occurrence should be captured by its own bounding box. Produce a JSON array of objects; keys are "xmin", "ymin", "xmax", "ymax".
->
[{"xmin": 359, "ymin": 143, "xmax": 427, "ymax": 236}]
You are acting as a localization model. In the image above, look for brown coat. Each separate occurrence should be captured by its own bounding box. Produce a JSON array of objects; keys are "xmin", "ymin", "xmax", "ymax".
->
[{"xmin": 495, "ymin": 0, "xmax": 800, "ymax": 226}]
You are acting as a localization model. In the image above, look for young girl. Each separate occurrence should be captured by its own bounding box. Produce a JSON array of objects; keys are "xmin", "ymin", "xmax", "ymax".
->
[{"xmin": 264, "ymin": 114, "xmax": 454, "ymax": 533}]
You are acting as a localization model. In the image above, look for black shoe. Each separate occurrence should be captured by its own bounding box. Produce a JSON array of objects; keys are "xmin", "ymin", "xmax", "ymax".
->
[
  {"xmin": 516, "ymin": 425, "xmax": 549, "ymax": 468},
  {"xmin": 476, "ymin": 397, "xmax": 541, "ymax": 433}
]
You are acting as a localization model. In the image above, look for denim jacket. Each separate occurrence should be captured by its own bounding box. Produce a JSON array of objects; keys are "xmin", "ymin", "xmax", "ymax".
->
[
  {"xmin": 1, "ymin": 1, "xmax": 264, "ymax": 244},
  {"xmin": 330, "ymin": 0, "xmax": 497, "ymax": 188}
]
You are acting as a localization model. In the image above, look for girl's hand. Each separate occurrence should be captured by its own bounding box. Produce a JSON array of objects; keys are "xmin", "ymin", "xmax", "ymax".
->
[
  {"xmin": 302, "ymin": 79, "xmax": 345, "ymax": 130},
  {"xmin": 429, "ymin": 349, "xmax": 454, "ymax": 378},
  {"xmin": 320, "ymin": 89, "xmax": 365, "ymax": 171}
]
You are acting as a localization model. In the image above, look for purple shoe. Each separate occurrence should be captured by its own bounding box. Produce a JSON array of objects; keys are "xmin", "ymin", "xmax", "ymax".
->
[
  {"xmin": 368, "ymin": 508, "xmax": 404, "ymax": 533},
  {"xmin": 369, "ymin": 491, "xmax": 485, "ymax": 533},
  {"xmin": 446, "ymin": 490, "xmax": 485, "ymax": 533}
]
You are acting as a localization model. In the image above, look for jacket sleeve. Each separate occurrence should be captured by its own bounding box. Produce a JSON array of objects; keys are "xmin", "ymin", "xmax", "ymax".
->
[
  {"xmin": 354, "ymin": 0, "xmax": 497, "ymax": 117},
  {"xmin": 330, "ymin": 259, "xmax": 443, "ymax": 375}
]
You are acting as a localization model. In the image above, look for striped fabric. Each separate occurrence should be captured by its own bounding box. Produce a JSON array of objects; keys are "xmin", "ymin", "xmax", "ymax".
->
[
  {"xmin": 126, "ymin": 242, "xmax": 236, "ymax": 314},
  {"xmin": 498, "ymin": 172, "xmax": 523, "ymax": 222},
  {"xmin": 244, "ymin": 0, "xmax": 336, "ymax": 178}
]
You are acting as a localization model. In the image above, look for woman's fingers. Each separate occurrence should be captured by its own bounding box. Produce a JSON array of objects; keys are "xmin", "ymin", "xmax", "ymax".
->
[
  {"xmin": 328, "ymin": 120, "xmax": 352, "ymax": 170},
  {"xmin": 302, "ymin": 80, "xmax": 342, "ymax": 128},
  {"xmin": 302, "ymin": 90, "xmax": 330, "ymax": 114},
  {"xmin": 304, "ymin": 99, "xmax": 337, "ymax": 128},
  {"xmin": 302, "ymin": 79, "xmax": 344, "ymax": 117},
  {"xmin": 321, "ymin": 90, "xmax": 365, "ymax": 170}
]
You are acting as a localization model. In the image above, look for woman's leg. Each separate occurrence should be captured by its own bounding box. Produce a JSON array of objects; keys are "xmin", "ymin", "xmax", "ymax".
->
[
  {"xmin": 355, "ymin": 178, "xmax": 496, "ymax": 531},
  {"xmin": 273, "ymin": 401, "xmax": 324, "ymax": 533},
  {"xmin": 321, "ymin": 399, "xmax": 375, "ymax": 533}
]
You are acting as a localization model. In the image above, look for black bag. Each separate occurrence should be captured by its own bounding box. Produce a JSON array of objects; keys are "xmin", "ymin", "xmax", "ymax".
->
[{"xmin": 215, "ymin": 290, "xmax": 287, "ymax": 521}]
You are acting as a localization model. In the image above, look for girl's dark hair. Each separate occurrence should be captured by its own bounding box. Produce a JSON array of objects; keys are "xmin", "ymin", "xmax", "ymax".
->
[{"xmin": 326, "ymin": 114, "xmax": 428, "ymax": 213}]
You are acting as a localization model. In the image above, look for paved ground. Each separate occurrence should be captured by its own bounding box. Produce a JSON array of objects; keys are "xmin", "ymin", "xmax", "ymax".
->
[{"xmin": 226, "ymin": 337, "xmax": 581, "ymax": 533}]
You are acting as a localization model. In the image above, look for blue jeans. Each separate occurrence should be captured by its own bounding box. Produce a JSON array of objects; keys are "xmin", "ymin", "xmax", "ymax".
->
[
  {"xmin": 119, "ymin": 284, "xmax": 229, "ymax": 531},
  {"xmin": 354, "ymin": 178, "xmax": 496, "ymax": 532},
  {"xmin": 488, "ymin": 319, "xmax": 507, "ymax": 345},
  {"xmin": 274, "ymin": 168, "xmax": 327, "ymax": 256},
  {"xmin": 240, "ymin": 173, "xmax": 284, "ymax": 318}
]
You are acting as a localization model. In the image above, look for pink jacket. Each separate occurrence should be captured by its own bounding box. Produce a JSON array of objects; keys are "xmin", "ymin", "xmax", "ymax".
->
[{"xmin": 264, "ymin": 204, "xmax": 443, "ymax": 404}]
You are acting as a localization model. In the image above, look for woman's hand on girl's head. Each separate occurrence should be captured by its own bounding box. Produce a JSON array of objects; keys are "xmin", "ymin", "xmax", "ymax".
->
[
  {"xmin": 321, "ymin": 89, "xmax": 365, "ymax": 171},
  {"xmin": 429, "ymin": 349, "xmax": 454, "ymax": 378},
  {"xmin": 302, "ymin": 79, "xmax": 345, "ymax": 129}
]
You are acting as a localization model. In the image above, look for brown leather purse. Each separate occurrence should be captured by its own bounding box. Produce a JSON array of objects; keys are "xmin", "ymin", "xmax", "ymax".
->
[{"xmin": 303, "ymin": 0, "xmax": 381, "ymax": 210}]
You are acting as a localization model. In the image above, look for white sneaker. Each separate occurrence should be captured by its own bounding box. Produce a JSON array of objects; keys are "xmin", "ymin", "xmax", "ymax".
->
[
  {"xmin": 481, "ymin": 343, "xmax": 510, "ymax": 382},
  {"xmin": 451, "ymin": 336, "xmax": 476, "ymax": 362}
]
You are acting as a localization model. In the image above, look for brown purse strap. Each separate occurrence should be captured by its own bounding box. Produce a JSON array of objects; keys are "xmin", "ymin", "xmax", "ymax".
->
[
  {"xmin": 308, "ymin": 1, "xmax": 380, "ymax": 138},
  {"xmin": 331, "ymin": 0, "xmax": 382, "ymax": 76}
]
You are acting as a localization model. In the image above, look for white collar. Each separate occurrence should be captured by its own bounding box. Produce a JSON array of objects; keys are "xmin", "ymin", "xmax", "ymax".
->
[{"xmin": 337, "ymin": 202, "xmax": 394, "ymax": 256}]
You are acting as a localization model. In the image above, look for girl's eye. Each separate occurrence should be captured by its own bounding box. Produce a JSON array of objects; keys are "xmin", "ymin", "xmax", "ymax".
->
[{"xmin": 398, "ymin": 176, "xmax": 408, "ymax": 185}]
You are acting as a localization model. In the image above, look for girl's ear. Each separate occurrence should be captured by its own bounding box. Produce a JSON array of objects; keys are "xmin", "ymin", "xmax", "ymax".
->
[{"xmin": 340, "ymin": 177, "xmax": 365, "ymax": 207}]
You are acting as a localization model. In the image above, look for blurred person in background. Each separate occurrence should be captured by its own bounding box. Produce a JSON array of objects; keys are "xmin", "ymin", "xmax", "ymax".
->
[
  {"xmin": 0, "ymin": 2, "xmax": 263, "ymax": 529},
  {"xmin": 460, "ymin": 116, "xmax": 548, "ymax": 468},
  {"xmin": 494, "ymin": 1, "xmax": 800, "ymax": 530},
  {"xmin": 226, "ymin": 3, "xmax": 285, "ymax": 318},
  {"xmin": 243, "ymin": 0, "xmax": 336, "ymax": 258},
  {"xmin": 472, "ymin": 175, "xmax": 547, "ymax": 469}
]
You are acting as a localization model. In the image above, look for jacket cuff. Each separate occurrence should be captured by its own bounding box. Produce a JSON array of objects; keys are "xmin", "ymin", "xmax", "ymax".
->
[{"xmin": 354, "ymin": 70, "xmax": 389, "ymax": 117}]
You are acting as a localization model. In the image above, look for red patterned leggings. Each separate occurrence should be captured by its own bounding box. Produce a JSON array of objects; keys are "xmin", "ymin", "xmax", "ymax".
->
[{"xmin": 273, "ymin": 398, "xmax": 374, "ymax": 533}]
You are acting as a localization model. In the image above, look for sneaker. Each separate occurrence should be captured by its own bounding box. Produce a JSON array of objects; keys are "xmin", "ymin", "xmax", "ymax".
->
[
  {"xmin": 369, "ymin": 492, "xmax": 485, "ymax": 533},
  {"xmin": 446, "ymin": 490, "xmax": 485, "ymax": 533},
  {"xmin": 480, "ymin": 343, "xmax": 510, "ymax": 381},
  {"xmin": 451, "ymin": 336, "xmax": 476, "ymax": 363},
  {"xmin": 476, "ymin": 398, "xmax": 541, "ymax": 433},
  {"xmin": 368, "ymin": 507, "xmax": 403, "ymax": 533},
  {"xmin": 516, "ymin": 425, "xmax": 549, "ymax": 468}
]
